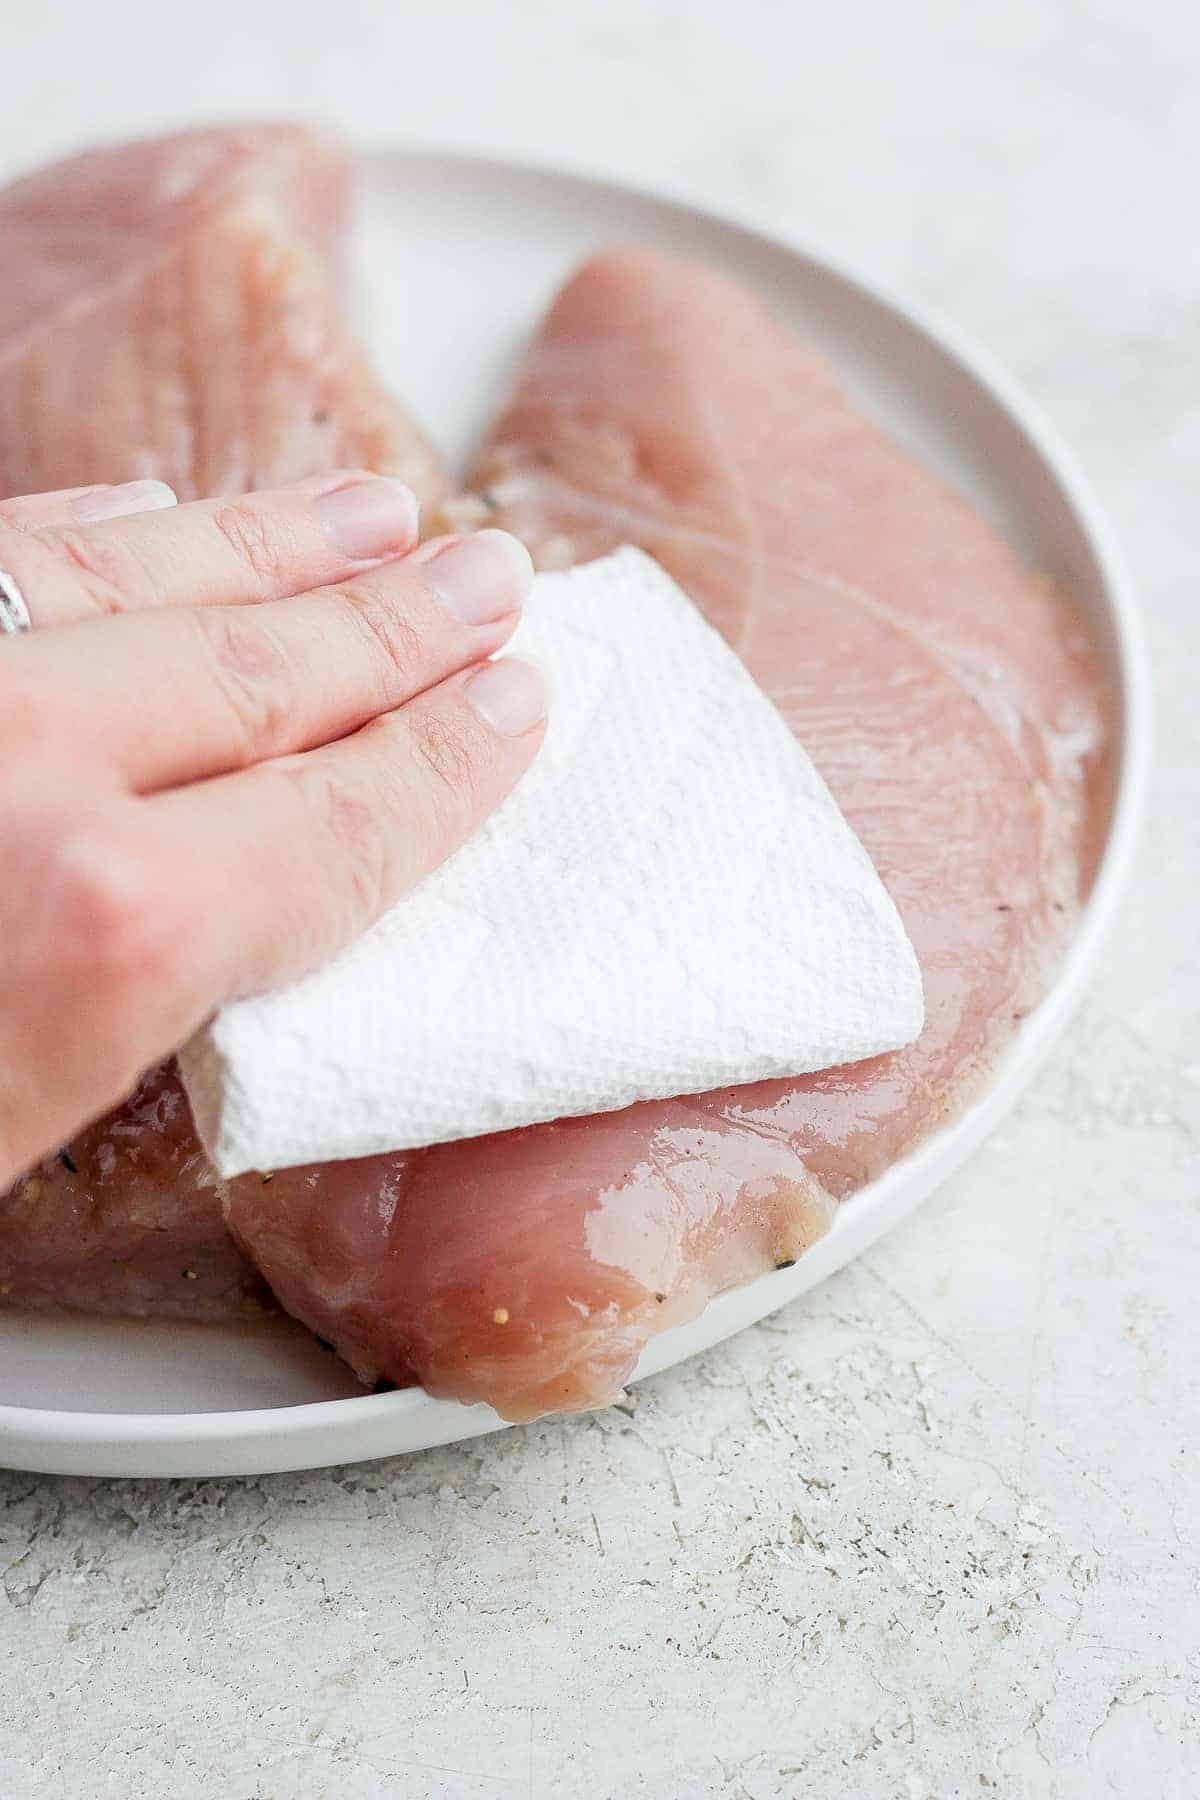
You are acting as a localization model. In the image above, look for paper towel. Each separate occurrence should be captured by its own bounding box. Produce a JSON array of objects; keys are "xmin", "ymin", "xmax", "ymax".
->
[{"xmin": 180, "ymin": 547, "xmax": 924, "ymax": 1177}]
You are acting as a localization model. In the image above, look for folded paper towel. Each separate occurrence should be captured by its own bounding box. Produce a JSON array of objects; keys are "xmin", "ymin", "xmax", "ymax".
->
[{"xmin": 180, "ymin": 547, "xmax": 924, "ymax": 1177}]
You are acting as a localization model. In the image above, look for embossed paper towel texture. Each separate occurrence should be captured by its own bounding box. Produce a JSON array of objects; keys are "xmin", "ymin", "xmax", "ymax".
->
[{"xmin": 180, "ymin": 548, "xmax": 924, "ymax": 1176}]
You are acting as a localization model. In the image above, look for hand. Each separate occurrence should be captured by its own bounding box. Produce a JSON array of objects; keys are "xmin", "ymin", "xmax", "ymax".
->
[{"xmin": 0, "ymin": 472, "xmax": 544, "ymax": 1189}]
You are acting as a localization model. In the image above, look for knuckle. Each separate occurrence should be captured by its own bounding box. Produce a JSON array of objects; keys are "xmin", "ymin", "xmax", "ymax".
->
[
  {"xmin": 399, "ymin": 702, "xmax": 489, "ymax": 856},
  {"xmin": 196, "ymin": 609, "xmax": 294, "ymax": 764},
  {"xmin": 45, "ymin": 825, "xmax": 180, "ymax": 1006},
  {"xmin": 337, "ymin": 576, "xmax": 427, "ymax": 696},
  {"xmin": 38, "ymin": 526, "xmax": 154, "ymax": 615},
  {"xmin": 408, "ymin": 707, "xmax": 483, "ymax": 833},
  {"xmin": 280, "ymin": 760, "xmax": 389, "ymax": 941},
  {"xmin": 209, "ymin": 500, "xmax": 294, "ymax": 592}
]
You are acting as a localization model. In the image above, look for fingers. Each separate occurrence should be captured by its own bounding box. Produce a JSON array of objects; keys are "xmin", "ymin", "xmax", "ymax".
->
[
  {"xmin": 0, "ymin": 469, "xmax": 418, "ymax": 628},
  {"xmin": 140, "ymin": 656, "xmax": 548, "ymax": 1022},
  {"xmin": 0, "ymin": 645, "xmax": 546, "ymax": 1176},
  {"xmin": 3, "ymin": 531, "xmax": 534, "ymax": 792},
  {"xmin": 0, "ymin": 479, "xmax": 178, "ymax": 533}
]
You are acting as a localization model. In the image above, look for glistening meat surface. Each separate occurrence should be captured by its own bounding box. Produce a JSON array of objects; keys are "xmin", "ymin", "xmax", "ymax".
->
[{"xmin": 0, "ymin": 1065, "xmax": 266, "ymax": 1321}]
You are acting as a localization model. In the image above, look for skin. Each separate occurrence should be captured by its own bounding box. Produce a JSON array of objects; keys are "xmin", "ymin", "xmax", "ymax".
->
[{"xmin": 0, "ymin": 470, "xmax": 545, "ymax": 1191}]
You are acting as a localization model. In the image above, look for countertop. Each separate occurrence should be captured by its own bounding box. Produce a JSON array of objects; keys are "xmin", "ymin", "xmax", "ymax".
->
[{"xmin": 0, "ymin": 3, "xmax": 1196, "ymax": 1795}]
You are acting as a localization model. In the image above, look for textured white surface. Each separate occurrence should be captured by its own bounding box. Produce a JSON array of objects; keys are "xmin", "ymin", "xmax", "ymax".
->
[
  {"xmin": 0, "ymin": 3, "xmax": 1196, "ymax": 1797},
  {"xmin": 183, "ymin": 549, "xmax": 921, "ymax": 1174}
]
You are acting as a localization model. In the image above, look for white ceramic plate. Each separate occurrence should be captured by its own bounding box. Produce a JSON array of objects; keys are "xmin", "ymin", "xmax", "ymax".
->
[{"xmin": 0, "ymin": 149, "xmax": 1149, "ymax": 1478}]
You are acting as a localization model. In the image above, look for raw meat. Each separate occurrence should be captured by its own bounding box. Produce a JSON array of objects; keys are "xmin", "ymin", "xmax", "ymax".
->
[
  {"xmin": 0, "ymin": 1065, "xmax": 266, "ymax": 1322},
  {"xmin": 0, "ymin": 124, "xmax": 446, "ymax": 508},
  {"xmin": 225, "ymin": 249, "xmax": 1110, "ymax": 1420},
  {"xmin": 468, "ymin": 248, "xmax": 1105, "ymax": 875}
]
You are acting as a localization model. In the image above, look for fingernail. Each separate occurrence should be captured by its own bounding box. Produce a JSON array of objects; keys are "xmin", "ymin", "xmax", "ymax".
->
[
  {"xmin": 276, "ymin": 468, "xmax": 374, "ymax": 499},
  {"xmin": 69, "ymin": 479, "xmax": 178, "ymax": 523},
  {"xmin": 465, "ymin": 657, "xmax": 547, "ymax": 736},
  {"xmin": 313, "ymin": 476, "xmax": 418, "ymax": 561},
  {"xmin": 407, "ymin": 533, "xmax": 463, "ymax": 566},
  {"xmin": 425, "ymin": 529, "xmax": 534, "ymax": 626}
]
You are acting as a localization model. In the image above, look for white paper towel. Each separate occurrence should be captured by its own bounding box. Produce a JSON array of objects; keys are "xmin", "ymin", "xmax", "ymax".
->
[{"xmin": 180, "ymin": 547, "xmax": 924, "ymax": 1176}]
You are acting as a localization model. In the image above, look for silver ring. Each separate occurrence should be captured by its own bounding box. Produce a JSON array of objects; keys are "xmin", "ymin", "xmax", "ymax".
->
[{"xmin": 0, "ymin": 569, "xmax": 31, "ymax": 635}]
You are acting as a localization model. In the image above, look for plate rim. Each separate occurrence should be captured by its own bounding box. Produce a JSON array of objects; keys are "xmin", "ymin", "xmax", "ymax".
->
[{"xmin": 0, "ymin": 145, "xmax": 1151, "ymax": 1477}]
